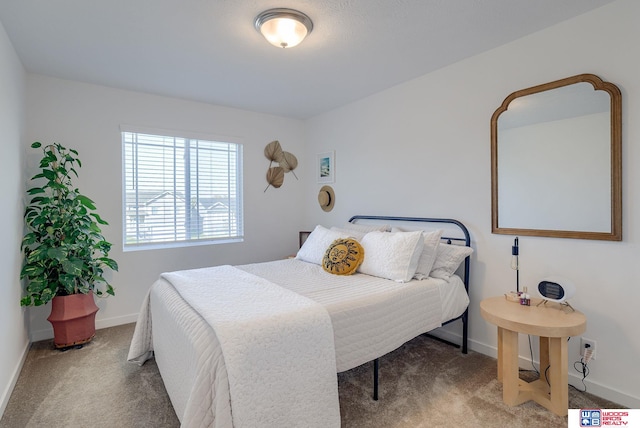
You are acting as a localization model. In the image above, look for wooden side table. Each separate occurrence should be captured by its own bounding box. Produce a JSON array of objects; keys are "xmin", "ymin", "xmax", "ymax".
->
[{"xmin": 480, "ymin": 296, "xmax": 586, "ymax": 416}]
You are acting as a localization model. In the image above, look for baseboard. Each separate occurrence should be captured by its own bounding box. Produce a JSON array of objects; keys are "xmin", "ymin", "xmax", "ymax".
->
[
  {"xmin": 0, "ymin": 338, "xmax": 30, "ymax": 418},
  {"xmin": 567, "ymin": 374, "xmax": 640, "ymax": 409},
  {"xmin": 95, "ymin": 313, "xmax": 139, "ymax": 330},
  {"xmin": 29, "ymin": 313, "xmax": 139, "ymax": 342},
  {"xmin": 465, "ymin": 336, "xmax": 640, "ymax": 409},
  {"xmin": 428, "ymin": 326, "xmax": 467, "ymax": 350}
]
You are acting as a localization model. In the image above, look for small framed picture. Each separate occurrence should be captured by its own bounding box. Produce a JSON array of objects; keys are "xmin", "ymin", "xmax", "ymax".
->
[{"xmin": 316, "ymin": 151, "xmax": 335, "ymax": 183}]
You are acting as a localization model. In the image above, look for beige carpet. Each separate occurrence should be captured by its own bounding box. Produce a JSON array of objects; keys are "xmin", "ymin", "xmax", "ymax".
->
[{"xmin": 1, "ymin": 323, "xmax": 621, "ymax": 427}]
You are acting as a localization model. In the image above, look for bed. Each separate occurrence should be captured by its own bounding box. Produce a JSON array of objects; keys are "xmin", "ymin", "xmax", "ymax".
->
[{"xmin": 128, "ymin": 215, "xmax": 472, "ymax": 428}]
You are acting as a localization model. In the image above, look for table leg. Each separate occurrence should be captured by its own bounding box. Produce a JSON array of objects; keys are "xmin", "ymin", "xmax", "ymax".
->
[
  {"xmin": 500, "ymin": 327, "xmax": 520, "ymax": 405},
  {"xmin": 497, "ymin": 327, "xmax": 503, "ymax": 382},
  {"xmin": 548, "ymin": 337, "xmax": 569, "ymax": 416},
  {"xmin": 539, "ymin": 336, "xmax": 550, "ymax": 383}
]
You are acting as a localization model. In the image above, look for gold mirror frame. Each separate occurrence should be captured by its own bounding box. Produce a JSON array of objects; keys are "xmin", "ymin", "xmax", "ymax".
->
[{"xmin": 491, "ymin": 73, "xmax": 622, "ymax": 240}]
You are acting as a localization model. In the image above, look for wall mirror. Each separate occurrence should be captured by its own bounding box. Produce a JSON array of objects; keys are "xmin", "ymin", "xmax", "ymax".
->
[{"xmin": 491, "ymin": 74, "xmax": 621, "ymax": 240}]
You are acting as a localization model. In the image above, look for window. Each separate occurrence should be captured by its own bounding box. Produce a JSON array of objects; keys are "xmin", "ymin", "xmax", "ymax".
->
[{"xmin": 122, "ymin": 129, "xmax": 243, "ymax": 250}]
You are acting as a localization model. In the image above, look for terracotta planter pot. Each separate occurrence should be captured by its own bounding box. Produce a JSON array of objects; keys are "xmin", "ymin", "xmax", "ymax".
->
[{"xmin": 47, "ymin": 294, "xmax": 99, "ymax": 349}]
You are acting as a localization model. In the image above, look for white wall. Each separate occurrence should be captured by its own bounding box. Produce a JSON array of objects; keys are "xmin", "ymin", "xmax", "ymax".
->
[
  {"xmin": 0, "ymin": 20, "xmax": 28, "ymax": 416},
  {"xmin": 24, "ymin": 76, "xmax": 308, "ymax": 340},
  {"xmin": 304, "ymin": 0, "xmax": 639, "ymax": 407}
]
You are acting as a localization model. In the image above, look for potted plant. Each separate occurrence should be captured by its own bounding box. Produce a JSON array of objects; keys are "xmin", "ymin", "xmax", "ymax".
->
[{"xmin": 20, "ymin": 142, "xmax": 118, "ymax": 349}]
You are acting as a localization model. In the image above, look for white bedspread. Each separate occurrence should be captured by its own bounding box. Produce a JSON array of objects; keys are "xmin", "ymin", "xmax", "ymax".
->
[
  {"xmin": 128, "ymin": 259, "xmax": 469, "ymax": 426},
  {"xmin": 142, "ymin": 265, "xmax": 340, "ymax": 428},
  {"xmin": 239, "ymin": 259, "xmax": 449, "ymax": 372}
]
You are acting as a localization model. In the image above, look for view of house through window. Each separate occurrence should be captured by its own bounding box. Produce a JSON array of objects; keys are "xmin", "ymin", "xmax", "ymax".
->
[{"xmin": 122, "ymin": 130, "xmax": 243, "ymax": 249}]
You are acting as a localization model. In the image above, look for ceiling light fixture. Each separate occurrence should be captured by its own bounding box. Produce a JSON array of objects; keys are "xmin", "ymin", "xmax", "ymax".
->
[{"xmin": 254, "ymin": 8, "xmax": 313, "ymax": 49}]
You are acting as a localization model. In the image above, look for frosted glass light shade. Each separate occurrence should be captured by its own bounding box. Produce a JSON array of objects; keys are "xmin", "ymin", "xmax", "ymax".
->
[{"xmin": 254, "ymin": 8, "xmax": 313, "ymax": 48}]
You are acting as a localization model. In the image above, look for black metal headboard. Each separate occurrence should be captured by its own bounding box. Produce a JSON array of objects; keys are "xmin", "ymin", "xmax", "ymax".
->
[{"xmin": 348, "ymin": 215, "xmax": 472, "ymax": 353}]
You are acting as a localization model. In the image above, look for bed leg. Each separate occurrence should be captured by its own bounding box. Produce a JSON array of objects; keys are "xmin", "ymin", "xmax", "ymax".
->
[
  {"xmin": 373, "ymin": 358, "xmax": 379, "ymax": 401},
  {"xmin": 462, "ymin": 310, "xmax": 468, "ymax": 354}
]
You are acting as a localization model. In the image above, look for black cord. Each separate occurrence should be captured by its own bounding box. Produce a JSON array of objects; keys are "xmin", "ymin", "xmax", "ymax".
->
[
  {"xmin": 520, "ymin": 335, "xmax": 590, "ymax": 392},
  {"xmin": 519, "ymin": 334, "xmax": 595, "ymax": 393},
  {"xmin": 572, "ymin": 356, "xmax": 590, "ymax": 392},
  {"xmin": 523, "ymin": 336, "xmax": 551, "ymax": 387},
  {"xmin": 527, "ymin": 335, "xmax": 540, "ymax": 375},
  {"xmin": 544, "ymin": 364, "xmax": 550, "ymax": 386}
]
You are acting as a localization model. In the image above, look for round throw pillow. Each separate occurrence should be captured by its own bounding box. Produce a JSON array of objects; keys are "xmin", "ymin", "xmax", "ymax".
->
[{"xmin": 322, "ymin": 238, "xmax": 364, "ymax": 275}]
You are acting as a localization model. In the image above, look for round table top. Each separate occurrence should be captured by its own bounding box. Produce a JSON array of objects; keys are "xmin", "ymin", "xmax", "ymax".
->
[{"xmin": 480, "ymin": 296, "xmax": 586, "ymax": 337}]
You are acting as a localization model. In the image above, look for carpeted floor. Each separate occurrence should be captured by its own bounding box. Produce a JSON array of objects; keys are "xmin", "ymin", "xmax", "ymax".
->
[{"xmin": 1, "ymin": 323, "xmax": 622, "ymax": 427}]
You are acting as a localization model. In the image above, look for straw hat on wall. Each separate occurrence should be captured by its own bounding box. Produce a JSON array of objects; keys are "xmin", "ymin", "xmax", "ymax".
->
[{"xmin": 318, "ymin": 185, "xmax": 335, "ymax": 212}]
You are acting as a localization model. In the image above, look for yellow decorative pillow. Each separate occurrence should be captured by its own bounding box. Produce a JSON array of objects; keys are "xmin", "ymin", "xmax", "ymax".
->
[{"xmin": 322, "ymin": 238, "xmax": 364, "ymax": 276}]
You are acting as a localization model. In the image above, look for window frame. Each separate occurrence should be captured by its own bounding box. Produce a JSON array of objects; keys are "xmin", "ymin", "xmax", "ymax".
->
[{"xmin": 121, "ymin": 126, "xmax": 244, "ymax": 251}]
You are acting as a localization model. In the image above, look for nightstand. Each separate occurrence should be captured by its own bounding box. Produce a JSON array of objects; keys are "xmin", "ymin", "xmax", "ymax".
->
[
  {"xmin": 480, "ymin": 296, "xmax": 586, "ymax": 416},
  {"xmin": 299, "ymin": 231, "xmax": 312, "ymax": 248},
  {"xmin": 287, "ymin": 231, "xmax": 312, "ymax": 259}
]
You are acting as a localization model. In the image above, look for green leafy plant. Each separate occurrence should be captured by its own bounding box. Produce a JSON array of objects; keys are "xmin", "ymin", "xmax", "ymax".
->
[{"xmin": 20, "ymin": 142, "xmax": 118, "ymax": 306}]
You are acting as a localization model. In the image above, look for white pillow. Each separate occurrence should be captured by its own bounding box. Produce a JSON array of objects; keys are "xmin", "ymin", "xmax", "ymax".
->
[
  {"xmin": 296, "ymin": 225, "xmax": 350, "ymax": 265},
  {"xmin": 389, "ymin": 227, "xmax": 444, "ymax": 280},
  {"xmin": 413, "ymin": 229, "xmax": 444, "ymax": 280},
  {"xmin": 358, "ymin": 230, "xmax": 424, "ymax": 282},
  {"xmin": 330, "ymin": 226, "xmax": 367, "ymax": 241},
  {"xmin": 429, "ymin": 243, "xmax": 473, "ymax": 280},
  {"xmin": 341, "ymin": 223, "xmax": 391, "ymax": 233}
]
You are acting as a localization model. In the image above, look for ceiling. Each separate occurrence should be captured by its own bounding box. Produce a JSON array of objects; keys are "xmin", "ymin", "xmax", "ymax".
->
[{"xmin": 0, "ymin": 0, "xmax": 616, "ymax": 119}]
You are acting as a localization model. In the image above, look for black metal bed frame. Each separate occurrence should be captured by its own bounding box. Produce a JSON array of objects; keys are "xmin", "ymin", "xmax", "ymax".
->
[{"xmin": 348, "ymin": 215, "xmax": 472, "ymax": 400}]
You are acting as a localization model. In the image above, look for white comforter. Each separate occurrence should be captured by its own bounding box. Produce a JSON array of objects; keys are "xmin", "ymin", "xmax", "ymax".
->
[
  {"xmin": 128, "ymin": 259, "xmax": 469, "ymax": 427},
  {"xmin": 238, "ymin": 260, "xmax": 450, "ymax": 372},
  {"xmin": 130, "ymin": 265, "xmax": 340, "ymax": 428}
]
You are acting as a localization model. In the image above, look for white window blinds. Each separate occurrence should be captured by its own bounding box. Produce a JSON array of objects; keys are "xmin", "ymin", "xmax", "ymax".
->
[{"xmin": 122, "ymin": 130, "xmax": 243, "ymax": 249}]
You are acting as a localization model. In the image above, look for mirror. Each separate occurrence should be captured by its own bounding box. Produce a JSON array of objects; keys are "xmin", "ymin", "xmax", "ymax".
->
[{"xmin": 491, "ymin": 74, "xmax": 621, "ymax": 240}]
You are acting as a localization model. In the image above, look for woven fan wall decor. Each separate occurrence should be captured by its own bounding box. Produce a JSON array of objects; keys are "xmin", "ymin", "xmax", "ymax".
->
[{"xmin": 264, "ymin": 140, "xmax": 298, "ymax": 191}]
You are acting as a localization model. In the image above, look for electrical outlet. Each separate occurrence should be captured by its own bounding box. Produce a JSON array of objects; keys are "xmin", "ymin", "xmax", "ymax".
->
[{"xmin": 581, "ymin": 337, "xmax": 596, "ymax": 360}]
